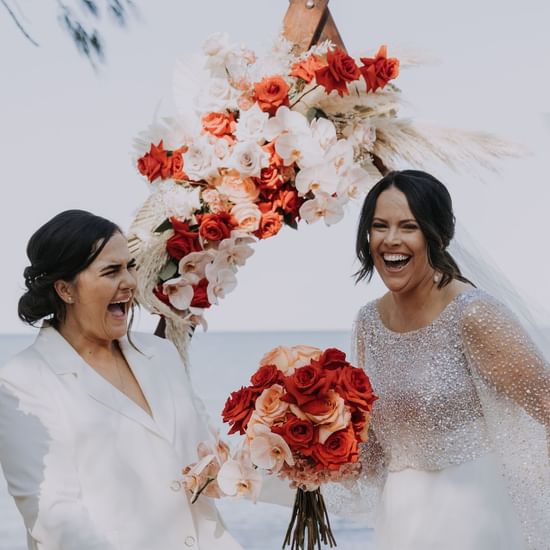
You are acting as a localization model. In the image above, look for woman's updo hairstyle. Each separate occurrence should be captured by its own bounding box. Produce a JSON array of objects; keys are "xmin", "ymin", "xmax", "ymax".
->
[
  {"xmin": 355, "ymin": 170, "xmax": 472, "ymax": 288},
  {"xmin": 19, "ymin": 210, "xmax": 121, "ymax": 326}
]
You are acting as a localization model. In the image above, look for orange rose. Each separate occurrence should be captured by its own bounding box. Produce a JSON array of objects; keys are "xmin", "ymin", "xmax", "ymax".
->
[
  {"xmin": 273, "ymin": 415, "xmax": 316, "ymax": 452},
  {"xmin": 256, "ymin": 166, "xmax": 284, "ymax": 191},
  {"xmin": 197, "ymin": 212, "xmax": 235, "ymax": 242},
  {"xmin": 336, "ymin": 365, "xmax": 377, "ymax": 411},
  {"xmin": 202, "ymin": 111, "xmax": 236, "ymax": 139},
  {"xmin": 311, "ymin": 425, "xmax": 358, "ymax": 471},
  {"xmin": 166, "ymin": 218, "xmax": 202, "ymax": 261},
  {"xmin": 359, "ymin": 45, "xmax": 400, "ymax": 92},
  {"xmin": 283, "ymin": 363, "xmax": 335, "ymax": 407},
  {"xmin": 254, "ymin": 75, "xmax": 290, "ymax": 115},
  {"xmin": 290, "ymin": 54, "xmax": 325, "ymax": 84},
  {"xmin": 315, "ymin": 48, "xmax": 361, "ymax": 97},
  {"xmin": 262, "ymin": 142, "xmax": 285, "ymax": 168},
  {"xmin": 171, "ymin": 146, "xmax": 188, "ymax": 181},
  {"xmin": 137, "ymin": 140, "xmax": 172, "ymax": 183},
  {"xmin": 222, "ymin": 386, "xmax": 256, "ymax": 435},
  {"xmin": 254, "ymin": 211, "xmax": 283, "ymax": 240}
]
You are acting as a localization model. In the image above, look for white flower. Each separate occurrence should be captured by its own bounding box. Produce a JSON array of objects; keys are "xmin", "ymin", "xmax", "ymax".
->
[
  {"xmin": 163, "ymin": 273, "xmax": 200, "ymax": 311},
  {"xmin": 299, "ymin": 192, "xmax": 345, "ymax": 226},
  {"xmin": 205, "ymin": 265, "xmax": 238, "ymax": 304},
  {"xmin": 275, "ymin": 133, "xmax": 324, "ymax": 169},
  {"xmin": 178, "ymin": 251, "xmax": 215, "ymax": 279},
  {"xmin": 324, "ymin": 139, "xmax": 354, "ymax": 176},
  {"xmin": 202, "ymin": 32, "xmax": 232, "ymax": 57},
  {"xmin": 183, "ymin": 136, "xmax": 218, "ymax": 181},
  {"xmin": 345, "ymin": 120, "xmax": 377, "ymax": 152},
  {"xmin": 310, "ymin": 118, "xmax": 337, "ymax": 152},
  {"xmin": 231, "ymin": 202, "xmax": 262, "ymax": 232},
  {"xmin": 249, "ymin": 424, "xmax": 294, "ymax": 474},
  {"xmin": 337, "ymin": 166, "xmax": 374, "ymax": 203},
  {"xmin": 195, "ymin": 78, "xmax": 238, "ymax": 113},
  {"xmin": 162, "ymin": 184, "xmax": 202, "ymax": 222},
  {"xmin": 294, "ymin": 163, "xmax": 338, "ymax": 196},
  {"xmin": 263, "ymin": 106, "xmax": 310, "ymax": 141},
  {"xmin": 211, "ymin": 138, "xmax": 232, "ymax": 166},
  {"xmin": 214, "ymin": 237, "xmax": 255, "ymax": 270},
  {"xmin": 217, "ymin": 458, "xmax": 263, "ymax": 502},
  {"xmin": 235, "ymin": 104, "xmax": 269, "ymax": 143},
  {"xmin": 229, "ymin": 141, "xmax": 269, "ymax": 178}
]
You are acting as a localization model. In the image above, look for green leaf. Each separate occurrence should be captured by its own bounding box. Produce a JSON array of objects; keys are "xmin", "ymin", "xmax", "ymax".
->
[
  {"xmin": 154, "ymin": 218, "xmax": 173, "ymax": 233},
  {"xmin": 158, "ymin": 261, "xmax": 178, "ymax": 282}
]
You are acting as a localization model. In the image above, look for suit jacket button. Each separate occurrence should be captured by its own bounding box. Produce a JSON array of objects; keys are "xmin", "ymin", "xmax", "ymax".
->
[
  {"xmin": 184, "ymin": 535, "xmax": 196, "ymax": 547},
  {"xmin": 170, "ymin": 480, "xmax": 182, "ymax": 491}
]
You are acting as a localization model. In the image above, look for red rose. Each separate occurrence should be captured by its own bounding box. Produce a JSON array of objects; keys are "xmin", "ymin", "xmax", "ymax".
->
[
  {"xmin": 165, "ymin": 218, "xmax": 202, "ymax": 261},
  {"xmin": 351, "ymin": 409, "xmax": 371, "ymax": 442},
  {"xmin": 256, "ymin": 166, "xmax": 284, "ymax": 191},
  {"xmin": 197, "ymin": 212, "xmax": 235, "ymax": 242},
  {"xmin": 283, "ymin": 363, "xmax": 334, "ymax": 407},
  {"xmin": 311, "ymin": 425, "xmax": 358, "ymax": 471},
  {"xmin": 137, "ymin": 140, "xmax": 172, "ymax": 183},
  {"xmin": 337, "ymin": 365, "xmax": 377, "ymax": 411},
  {"xmin": 359, "ymin": 45, "xmax": 400, "ymax": 93},
  {"xmin": 190, "ymin": 278, "xmax": 211, "ymax": 309},
  {"xmin": 171, "ymin": 147, "xmax": 188, "ymax": 181},
  {"xmin": 222, "ymin": 386, "xmax": 256, "ymax": 435},
  {"xmin": 315, "ymin": 48, "xmax": 361, "ymax": 97},
  {"xmin": 318, "ymin": 348, "xmax": 349, "ymax": 371},
  {"xmin": 254, "ymin": 75, "xmax": 290, "ymax": 115},
  {"xmin": 273, "ymin": 415, "xmax": 316, "ymax": 452},
  {"xmin": 250, "ymin": 364, "xmax": 283, "ymax": 392},
  {"xmin": 254, "ymin": 211, "xmax": 283, "ymax": 240}
]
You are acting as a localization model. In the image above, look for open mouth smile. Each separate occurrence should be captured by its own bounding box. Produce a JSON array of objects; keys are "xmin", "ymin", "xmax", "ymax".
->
[
  {"xmin": 107, "ymin": 297, "xmax": 132, "ymax": 319},
  {"xmin": 382, "ymin": 253, "xmax": 411, "ymax": 272}
]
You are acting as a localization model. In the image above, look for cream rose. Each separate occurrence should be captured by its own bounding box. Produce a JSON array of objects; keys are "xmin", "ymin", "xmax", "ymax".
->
[
  {"xmin": 254, "ymin": 384, "xmax": 289, "ymax": 424},
  {"xmin": 231, "ymin": 202, "xmax": 262, "ymax": 232},
  {"xmin": 229, "ymin": 141, "xmax": 269, "ymax": 178}
]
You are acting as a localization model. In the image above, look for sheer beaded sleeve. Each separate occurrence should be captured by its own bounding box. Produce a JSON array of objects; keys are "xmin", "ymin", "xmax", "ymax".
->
[
  {"xmin": 322, "ymin": 308, "xmax": 387, "ymax": 524},
  {"xmin": 460, "ymin": 295, "xmax": 550, "ymax": 548}
]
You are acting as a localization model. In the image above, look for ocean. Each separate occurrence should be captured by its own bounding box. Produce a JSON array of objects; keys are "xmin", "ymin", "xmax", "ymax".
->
[{"xmin": 0, "ymin": 331, "xmax": 374, "ymax": 550}]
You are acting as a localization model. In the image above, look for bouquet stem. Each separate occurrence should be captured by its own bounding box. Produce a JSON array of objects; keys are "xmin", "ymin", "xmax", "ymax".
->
[{"xmin": 283, "ymin": 488, "xmax": 337, "ymax": 550}]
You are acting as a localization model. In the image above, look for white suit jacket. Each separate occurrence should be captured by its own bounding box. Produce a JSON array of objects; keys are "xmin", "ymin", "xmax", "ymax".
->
[{"xmin": 0, "ymin": 326, "xmax": 242, "ymax": 550}]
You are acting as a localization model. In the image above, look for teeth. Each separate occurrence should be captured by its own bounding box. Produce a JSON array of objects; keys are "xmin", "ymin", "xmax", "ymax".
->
[
  {"xmin": 110, "ymin": 298, "xmax": 131, "ymax": 305},
  {"xmin": 383, "ymin": 254, "xmax": 410, "ymax": 262}
]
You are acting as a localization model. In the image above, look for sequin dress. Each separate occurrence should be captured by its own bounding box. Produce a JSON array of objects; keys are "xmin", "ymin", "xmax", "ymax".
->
[{"xmin": 325, "ymin": 288, "xmax": 550, "ymax": 550}]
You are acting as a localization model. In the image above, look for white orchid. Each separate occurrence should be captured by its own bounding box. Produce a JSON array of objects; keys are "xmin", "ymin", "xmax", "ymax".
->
[
  {"xmin": 324, "ymin": 139, "xmax": 355, "ymax": 176},
  {"xmin": 310, "ymin": 118, "xmax": 338, "ymax": 152},
  {"xmin": 263, "ymin": 106, "xmax": 310, "ymax": 141},
  {"xmin": 235, "ymin": 103, "xmax": 269, "ymax": 143},
  {"xmin": 344, "ymin": 119, "xmax": 377, "ymax": 152},
  {"xmin": 217, "ymin": 457, "xmax": 263, "ymax": 502},
  {"xmin": 214, "ymin": 237, "xmax": 255, "ymax": 270},
  {"xmin": 202, "ymin": 32, "xmax": 232, "ymax": 58},
  {"xmin": 163, "ymin": 272, "xmax": 200, "ymax": 311},
  {"xmin": 249, "ymin": 424, "xmax": 294, "ymax": 474},
  {"xmin": 178, "ymin": 251, "xmax": 215, "ymax": 279},
  {"xmin": 299, "ymin": 192, "xmax": 345, "ymax": 226},
  {"xmin": 162, "ymin": 184, "xmax": 202, "ymax": 222},
  {"xmin": 205, "ymin": 265, "xmax": 238, "ymax": 304},
  {"xmin": 294, "ymin": 163, "xmax": 338, "ymax": 196},
  {"xmin": 228, "ymin": 141, "xmax": 269, "ymax": 178},
  {"xmin": 275, "ymin": 133, "xmax": 324, "ymax": 169},
  {"xmin": 337, "ymin": 166, "xmax": 374, "ymax": 203}
]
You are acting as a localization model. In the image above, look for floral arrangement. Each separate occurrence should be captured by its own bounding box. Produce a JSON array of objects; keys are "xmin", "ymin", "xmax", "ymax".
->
[
  {"xmin": 183, "ymin": 344, "xmax": 377, "ymax": 550},
  {"xmin": 129, "ymin": 32, "xmax": 520, "ymax": 358}
]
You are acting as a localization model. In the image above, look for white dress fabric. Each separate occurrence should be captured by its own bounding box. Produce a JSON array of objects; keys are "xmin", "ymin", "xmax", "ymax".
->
[{"xmin": 324, "ymin": 288, "xmax": 550, "ymax": 550}]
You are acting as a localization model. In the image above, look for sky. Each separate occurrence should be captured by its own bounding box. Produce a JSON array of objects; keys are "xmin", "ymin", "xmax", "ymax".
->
[{"xmin": 0, "ymin": 0, "xmax": 549, "ymax": 335}]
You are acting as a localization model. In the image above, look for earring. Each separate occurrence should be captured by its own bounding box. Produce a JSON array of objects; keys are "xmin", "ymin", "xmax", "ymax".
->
[{"xmin": 433, "ymin": 272, "xmax": 441, "ymax": 284}]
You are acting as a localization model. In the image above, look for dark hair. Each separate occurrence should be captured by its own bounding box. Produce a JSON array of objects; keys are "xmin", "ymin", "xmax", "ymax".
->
[
  {"xmin": 355, "ymin": 170, "xmax": 473, "ymax": 288},
  {"xmin": 19, "ymin": 210, "xmax": 122, "ymax": 326}
]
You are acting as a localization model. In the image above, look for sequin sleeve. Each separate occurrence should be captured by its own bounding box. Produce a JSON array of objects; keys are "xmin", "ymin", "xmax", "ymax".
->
[
  {"xmin": 322, "ymin": 308, "xmax": 387, "ymax": 523},
  {"xmin": 460, "ymin": 295, "xmax": 550, "ymax": 548}
]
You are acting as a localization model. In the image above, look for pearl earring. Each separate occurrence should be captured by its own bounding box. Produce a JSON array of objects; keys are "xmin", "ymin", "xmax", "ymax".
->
[{"xmin": 433, "ymin": 272, "xmax": 441, "ymax": 284}]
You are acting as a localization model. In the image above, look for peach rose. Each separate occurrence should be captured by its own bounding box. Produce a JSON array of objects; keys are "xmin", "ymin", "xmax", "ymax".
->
[
  {"xmin": 202, "ymin": 111, "xmax": 236, "ymax": 139},
  {"xmin": 215, "ymin": 169, "xmax": 260, "ymax": 203},
  {"xmin": 260, "ymin": 346, "xmax": 296, "ymax": 375},
  {"xmin": 290, "ymin": 54, "xmax": 325, "ymax": 84},
  {"xmin": 254, "ymin": 75, "xmax": 290, "ymax": 115},
  {"xmin": 254, "ymin": 384, "xmax": 289, "ymax": 424},
  {"xmin": 231, "ymin": 202, "xmax": 262, "ymax": 232},
  {"xmin": 291, "ymin": 345, "xmax": 322, "ymax": 369}
]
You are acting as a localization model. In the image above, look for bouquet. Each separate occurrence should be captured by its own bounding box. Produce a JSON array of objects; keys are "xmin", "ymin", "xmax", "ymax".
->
[{"xmin": 184, "ymin": 345, "xmax": 377, "ymax": 550}]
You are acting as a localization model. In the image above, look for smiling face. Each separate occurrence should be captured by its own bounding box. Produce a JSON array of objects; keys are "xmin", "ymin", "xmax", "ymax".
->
[
  {"xmin": 369, "ymin": 186, "xmax": 433, "ymax": 294},
  {"xmin": 58, "ymin": 232, "xmax": 137, "ymax": 342}
]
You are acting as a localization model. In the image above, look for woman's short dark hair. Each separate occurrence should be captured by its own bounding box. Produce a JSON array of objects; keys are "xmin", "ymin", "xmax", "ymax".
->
[
  {"xmin": 355, "ymin": 169, "xmax": 472, "ymax": 288},
  {"xmin": 18, "ymin": 210, "xmax": 121, "ymax": 326}
]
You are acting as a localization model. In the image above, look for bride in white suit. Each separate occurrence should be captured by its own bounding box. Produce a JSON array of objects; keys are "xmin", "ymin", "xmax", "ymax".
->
[{"xmin": 0, "ymin": 210, "xmax": 242, "ymax": 550}]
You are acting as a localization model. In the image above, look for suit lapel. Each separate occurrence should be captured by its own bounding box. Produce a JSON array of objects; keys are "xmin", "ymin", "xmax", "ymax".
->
[{"xmin": 34, "ymin": 326, "xmax": 175, "ymax": 442}]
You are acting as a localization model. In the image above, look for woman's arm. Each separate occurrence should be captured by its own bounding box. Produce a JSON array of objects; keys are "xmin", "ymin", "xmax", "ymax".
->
[{"xmin": 0, "ymin": 358, "xmax": 118, "ymax": 550}]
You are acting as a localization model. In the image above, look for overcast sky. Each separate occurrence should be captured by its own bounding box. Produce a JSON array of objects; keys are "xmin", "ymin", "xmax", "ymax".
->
[{"xmin": 1, "ymin": 0, "xmax": 549, "ymax": 335}]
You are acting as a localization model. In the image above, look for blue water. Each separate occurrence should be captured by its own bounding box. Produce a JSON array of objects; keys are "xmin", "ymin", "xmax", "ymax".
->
[{"xmin": 0, "ymin": 331, "xmax": 374, "ymax": 550}]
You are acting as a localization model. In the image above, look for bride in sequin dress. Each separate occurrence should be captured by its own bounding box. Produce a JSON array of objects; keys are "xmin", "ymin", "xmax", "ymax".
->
[{"xmin": 328, "ymin": 170, "xmax": 550, "ymax": 550}]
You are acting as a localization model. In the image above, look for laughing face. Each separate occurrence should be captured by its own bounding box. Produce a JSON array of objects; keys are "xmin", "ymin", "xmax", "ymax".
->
[
  {"xmin": 61, "ymin": 232, "xmax": 137, "ymax": 342},
  {"xmin": 369, "ymin": 187, "xmax": 433, "ymax": 294}
]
